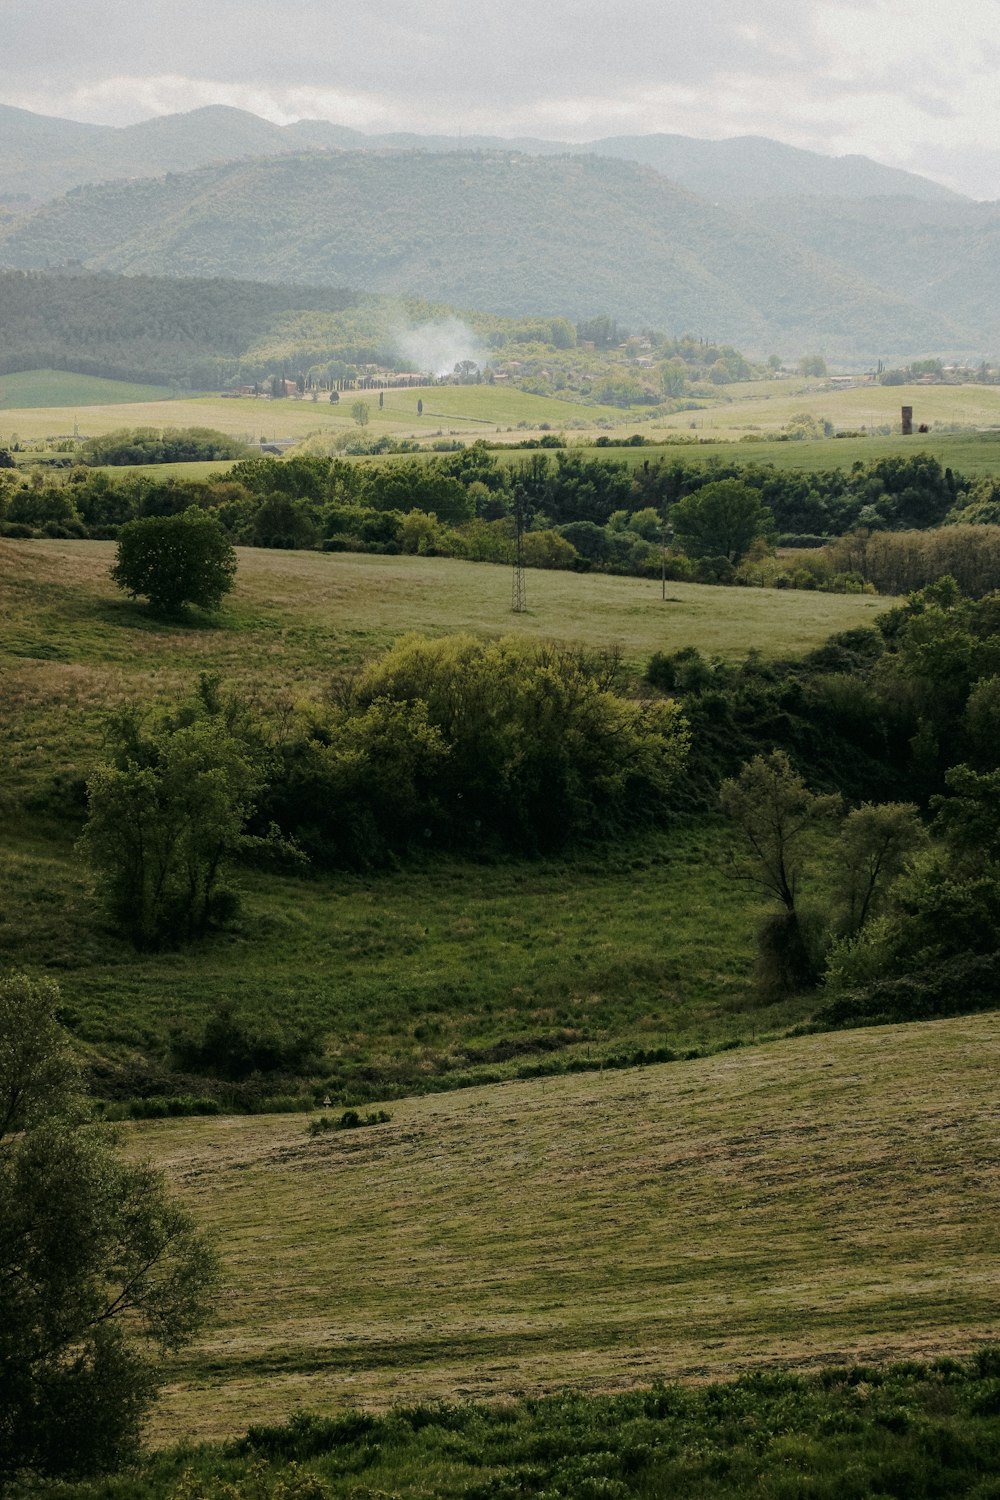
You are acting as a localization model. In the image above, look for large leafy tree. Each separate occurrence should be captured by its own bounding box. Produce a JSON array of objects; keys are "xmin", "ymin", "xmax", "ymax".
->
[
  {"xmin": 111, "ymin": 506, "xmax": 237, "ymax": 614},
  {"xmin": 0, "ymin": 973, "xmax": 218, "ymax": 1481},
  {"xmin": 670, "ymin": 478, "xmax": 773, "ymax": 564},
  {"xmin": 78, "ymin": 682, "xmax": 271, "ymax": 947}
]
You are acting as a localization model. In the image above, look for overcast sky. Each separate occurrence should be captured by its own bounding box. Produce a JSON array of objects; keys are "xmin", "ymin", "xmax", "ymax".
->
[{"xmin": 3, "ymin": 0, "xmax": 1000, "ymax": 197}]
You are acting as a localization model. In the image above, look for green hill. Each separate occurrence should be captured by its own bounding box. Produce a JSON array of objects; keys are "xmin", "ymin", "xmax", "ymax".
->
[
  {"xmin": 740, "ymin": 194, "xmax": 1000, "ymax": 347},
  {"xmin": 0, "ymin": 268, "xmax": 362, "ymax": 387},
  {"xmin": 0, "ymin": 368, "xmax": 175, "ymax": 408},
  {"xmin": 0, "ymin": 152, "xmax": 970, "ymax": 359}
]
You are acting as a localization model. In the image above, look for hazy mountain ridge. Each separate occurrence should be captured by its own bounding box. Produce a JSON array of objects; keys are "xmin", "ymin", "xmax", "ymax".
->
[
  {"xmin": 0, "ymin": 150, "xmax": 973, "ymax": 359},
  {"xmin": 736, "ymin": 194, "xmax": 1000, "ymax": 337},
  {"xmin": 0, "ymin": 101, "xmax": 963, "ymax": 205}
]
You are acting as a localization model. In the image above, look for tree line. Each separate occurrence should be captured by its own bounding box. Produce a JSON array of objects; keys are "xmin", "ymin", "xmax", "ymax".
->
[{"xmin": 5, "ymin": 442, "xmax": 993, "ymax": 593}]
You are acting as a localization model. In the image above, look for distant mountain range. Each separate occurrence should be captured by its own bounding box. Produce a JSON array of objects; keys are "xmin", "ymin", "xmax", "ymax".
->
[
  {"xmin": 0, "ymin": 103, "xmax": 962, "ymax": 206},
  {"xmin": 0, "ymin": 104, "xmax": 994, "ymax": 361}
]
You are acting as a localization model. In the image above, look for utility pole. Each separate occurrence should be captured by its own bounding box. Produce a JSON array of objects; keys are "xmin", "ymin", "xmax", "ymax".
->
[
  {"xmin": 511, "ymin": 484, "xmax": 527, "ymax": 614},
  {"xmin": 661, "ymin": 521, "xmax": 673, "ymax": 600}
]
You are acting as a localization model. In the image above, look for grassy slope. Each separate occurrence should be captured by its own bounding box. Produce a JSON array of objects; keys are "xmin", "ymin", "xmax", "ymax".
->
[
  {"xmin": 139, "ymin": 1012, "xmax": 1000, "ymax": 1443},
  {"xmin": 0, "ymin": 368, "xmax": 177, "ymax": 410},
  {"xmin": 4, "ymin": 818, "xmax": 795, "ymax": 1097},
  {"xmin": 0, "ymin": 540, "xmax": 887, "ymax": 1086},
  {"xmin": 660, "ymin": 377, "xmax": 1000, "ymax": 436},
  {"xmin": 5, "ymin": 379, "xmax": 1000, "ymax": 481},
  {"xmin": 0, "ymin": 539, "xmax": 890, "ymax": 803}
]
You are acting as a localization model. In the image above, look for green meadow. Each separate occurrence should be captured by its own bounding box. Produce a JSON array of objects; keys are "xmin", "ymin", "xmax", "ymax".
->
[
  {"xmin": 0, "ymin": 381, "xmax": 627, "ymax": 446},
  {"xmin": 0, "ymin": 367, "xmax": 177, "ymax": 411},
  {"xmin": 566, "ymin": 429, "xmax": 1000, "ymax": 480},
  {"xmin": 3, "ymin": 530, "xmax": 999, "ymax": 1482},
  {"xmin": 0, "ymin": 538, "xmax": 890, "ymax": 805},
  {"xmin": 662, "ymin": 376, "xmax": 1000, "ymax": 437},
  {"xmin": 6, "ymin": 377, "xmax": 1000, "ymax": 491}
]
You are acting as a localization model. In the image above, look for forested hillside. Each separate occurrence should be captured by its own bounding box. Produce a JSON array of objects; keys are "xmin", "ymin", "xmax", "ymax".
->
[
  {"xmin": 0, "ymin": 268, "xmax": 708, "ymax": 392},
  {"xmin": 0, "ymin": 269, "xmax": 360, "ymax": 386},
  {"xmin": 0, "ymin": 152, "xmax": 971, "ymax": 357}
]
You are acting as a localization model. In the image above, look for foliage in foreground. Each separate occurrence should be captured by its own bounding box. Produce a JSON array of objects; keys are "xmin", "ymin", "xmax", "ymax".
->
[
  {"xmin": 0, "ymin": 973, "xmax": 218, "ymax": 1483},
  {"xmin": 16, "ymin": 1353, "xmax": 1000, "ymax": 1498},
  {"xmin": 270, "ymin": 633, "xmax": 690, "ymax": 861}
]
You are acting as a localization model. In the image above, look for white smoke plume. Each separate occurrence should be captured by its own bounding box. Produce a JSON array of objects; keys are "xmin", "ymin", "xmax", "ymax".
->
[{"xmin": 395, "ymin": 318, "xmax": 490, "ymax": 378}]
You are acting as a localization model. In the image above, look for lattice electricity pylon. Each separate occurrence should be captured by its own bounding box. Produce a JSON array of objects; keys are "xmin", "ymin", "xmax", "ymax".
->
[{"xmin": 511, "ymin": 484, "xmax": 527, "ymax": 613}]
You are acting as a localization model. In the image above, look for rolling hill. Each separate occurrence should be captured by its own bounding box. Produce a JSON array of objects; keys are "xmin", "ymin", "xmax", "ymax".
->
[{"xmin": 0, "ymin": 151, "xmax": 973, "ymax": 359}]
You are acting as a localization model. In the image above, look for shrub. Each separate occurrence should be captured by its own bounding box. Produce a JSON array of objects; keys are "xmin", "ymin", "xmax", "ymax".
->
[
  {"xmin": 267, "ymin": 635, "xmax": 689, "ymax": 862},
  {"xmin": 308, "ymin": 1109, "xmax": 392, "ymax": 1135}
]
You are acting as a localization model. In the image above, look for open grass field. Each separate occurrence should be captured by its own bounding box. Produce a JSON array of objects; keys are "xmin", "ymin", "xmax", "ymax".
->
[
  {"xmin": 564, "ymin": 429, "xmax": 1000, "ymax": 480},
  {"xmin": 0, "ymin": 367, "xmax": 177, "ymax": 411},
  {"xmin": 7, "ymin": 377, "xmax": 1000, "ymax": 490},
  {"xmin": 89, "ymin": 459, "xmax": 237, "ymax": 481},
  {"xmin": 665, "ymin": 377, "xmax": 1000, "ymax": 439},
  {"xmin": 2, "ymin": 816, "xmax": 803, "ymax": 1099},
  {"xmin": 53, "ymin": 425, "xmax": 1000, "ymax": 491},
  {"xmin": 3, "ymin": 513, "xmax": 997, "ymax": 1491},
  {"xmin": 135, "ymin": 1011, "xmax": 1000, "ymax": 1443}
]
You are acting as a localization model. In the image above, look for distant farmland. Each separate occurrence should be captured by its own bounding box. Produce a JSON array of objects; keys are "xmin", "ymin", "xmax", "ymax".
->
[{"xmin": 4, "ymin": 375, "xmax": 1000, "ymax": 479}]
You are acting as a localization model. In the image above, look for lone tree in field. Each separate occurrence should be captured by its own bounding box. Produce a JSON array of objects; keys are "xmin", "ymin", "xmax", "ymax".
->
[
  {"xmin": 351, "ymin": 400, "xmax": 370, "ymax": 428},
  {"xmin": 0, "ymin": 972, "xmax": 218, "ymax": 1481},
  {"xmin": 110, "ymin": 507, "xmax": 236, "ymax": 615}
]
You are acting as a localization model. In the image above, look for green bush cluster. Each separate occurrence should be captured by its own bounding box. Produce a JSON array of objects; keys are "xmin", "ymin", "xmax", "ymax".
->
[
  {"xmin": 262, "ymin": 634, "xmax": 689, "ymax": 864},
  {"xmin": 307, "ymin": 1108, "xmax": 391, "ymax": 1135},
  {"xmin": 78, "ymin": 643, "xmax": 689, "ymax": 948},
  {"xmin": 80, "ymin": 426, "xmax": 253, "ymax": 466},
  {"xmin": 25, "ymin": 1354, "xmax": 1000, "ymax": 1498},
  {"xmin": 1, "ymin": 447, "xmax": 978, "ymax": 596}
]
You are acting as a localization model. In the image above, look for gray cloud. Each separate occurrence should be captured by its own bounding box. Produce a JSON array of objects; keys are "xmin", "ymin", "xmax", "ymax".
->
[{"xmin": 2, "ymin": 0, "xmax": 999, "ymax": 197}]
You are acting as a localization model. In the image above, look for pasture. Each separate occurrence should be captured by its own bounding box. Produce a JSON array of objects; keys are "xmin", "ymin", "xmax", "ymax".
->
[
  {"xmin": 565, "ymin": 429, "xmax": 1000, "ymax": 480},
  {"xmin": 6, "ymin": 376, "xmax": 1000, "ymax": 486},
  {"xmin": 138, "ymin": 1012, "xmax": 1000, "ymax": 1442},
  {"xmin": 0, "ymin": 381, "xmax": 627, "ymax": 447},
  {"xmin": 664, "ymin": 376, "xmax": 1000, "ymax": 439}
]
